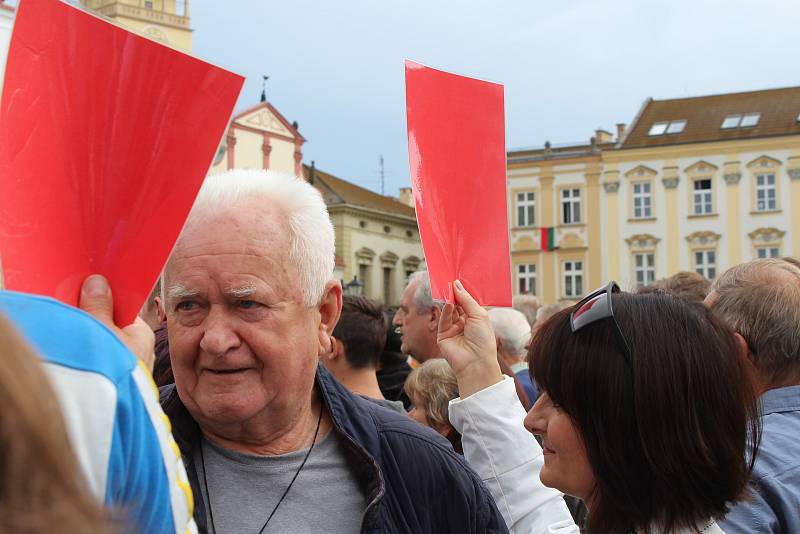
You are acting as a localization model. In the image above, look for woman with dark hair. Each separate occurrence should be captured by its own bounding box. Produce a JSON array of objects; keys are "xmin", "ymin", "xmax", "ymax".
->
[{"xmin": 441, "ymin": 281, "xmax": 761, "ymax": 534}]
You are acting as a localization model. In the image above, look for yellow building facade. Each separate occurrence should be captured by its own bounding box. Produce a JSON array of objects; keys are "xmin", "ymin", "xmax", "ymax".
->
[
  {"xmin": 603, "ymin": 87, "xmax": 800, "ymax": 289},
  {"xmin": 509, "ymin": 87, "xmax": 800, "ymax": 304},
  {"xmin": 506, "ymin": 131, "xmax": 611, "ymax": 305},
  {"xmin": 79, "ymin": 0, "xmax": 192, "ymax": 52},
  {"xmin": 305, "ymin": 165, "xmax": 424, "ymax": 306}
]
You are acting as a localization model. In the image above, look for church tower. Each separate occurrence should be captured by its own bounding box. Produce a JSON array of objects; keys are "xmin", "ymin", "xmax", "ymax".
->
[{"xmin": 79, "ymin": 0, "xmax": 192, "ymax": 52}]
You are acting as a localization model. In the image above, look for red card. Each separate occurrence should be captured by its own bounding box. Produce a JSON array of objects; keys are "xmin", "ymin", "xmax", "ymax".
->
[
  {"xmin": 405, "ymin": 60, "xmax": 511, "ymax": 306},
  {"xmin": 0, "ymin": 0, "xmax": 244, "ymax": 325}
]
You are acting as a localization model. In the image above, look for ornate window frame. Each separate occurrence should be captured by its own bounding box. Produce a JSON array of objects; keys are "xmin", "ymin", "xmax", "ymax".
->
[
  {"xmin": 625, "ymin": 234, "xmax": 660, "ymax": 288},
  {"xmin": 625, "ymin": 165, "xmax": 657, "ymax": 221}
]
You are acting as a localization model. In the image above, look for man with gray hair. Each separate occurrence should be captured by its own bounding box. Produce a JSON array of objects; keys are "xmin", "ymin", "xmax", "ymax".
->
[
  {"xmin": 706, "ymin": 258, "xmax": 800, "ymax": 533},
  {"xmin": 393, "ymin": 271, "xmax": 445, "ymax": 363},
  {"xmin": 488, "ymin": 308, "xmax": 537, "ymax": 407},
  {"xmin": 158, "ymin": 169, "xmax": 506, "ymax": 533}
]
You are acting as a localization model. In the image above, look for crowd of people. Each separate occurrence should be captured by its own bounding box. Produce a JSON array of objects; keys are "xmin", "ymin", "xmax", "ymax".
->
[{"xmin": 0, "ymin": 168, "xmax": 797, "ymax": 533}]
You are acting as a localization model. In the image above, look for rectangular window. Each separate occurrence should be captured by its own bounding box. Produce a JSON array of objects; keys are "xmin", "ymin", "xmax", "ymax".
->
[
  {"xmin": 694, "ymin": 250, "xmax": 717, "ymax": 280},
  {"xmin": 383, "ymin": 267, "xmax": 392, "ymax": 304},
  {"xmin": 144, "ymin": 0, "xmax": 154, "ymax": 8},
  {"xmin": 517, "ymin": 264, "xmax": 536, "ymax": 295},
  {"xmin": 756, "ymin": 247, "xmax": 780, "ymax": 259},
  {"xmin": 358, "ymin": 264, "xmax": 369, "ymax": 296},
  {"xmin": 648, "ymin": 120, "xmax": 686, "ymax": 136},
  {"xmin": 693, "ymin": 179, "xmax": 713, "ymax": 215},
  {"xmin": 756, "ymin": 174, "xmax": 777, "ymax": 211},
  {"xmin": 632, "ymin": 182, "xmax": 652, "ymax": 218},
  {"xmin": 562, "ymin": 188, "xmax": 581, "ymax": 224},
  {"xmin": 721, "ymin": 115, "xmax": 741, "ymax": 129},
  {"xmin": 648, "ymin": 122, "xmax": 668, "ymax": 136},
  {"xmin": 721, "ymin": 113, "xmax": 761, "ymax": 129},
  {"xmin": 563, "ymin": 261, "xmax": 584, "ymax": 298},
  {"xmin": 516, "ymin": 192, "xmax": 535, "ymax": 227},
  {"xmin": 665, "ymin": 120, "xmax": 686, "ymax": 134},
  {"xmin": 633, "ymin": 253, "xmax": 656, "ymax": 287},
  {"xmin": 740, "ymin": 113, "xmax": 760, "ymax": 127}
]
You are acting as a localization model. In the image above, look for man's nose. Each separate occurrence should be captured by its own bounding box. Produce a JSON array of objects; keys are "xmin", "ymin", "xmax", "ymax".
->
[
  {"xmin": 199, "ymin": 307, "xmax": 241, "ymax": 357},
  {"xmin": 392, "ymin": 313, "xmax": 402, "ymax": 327}
]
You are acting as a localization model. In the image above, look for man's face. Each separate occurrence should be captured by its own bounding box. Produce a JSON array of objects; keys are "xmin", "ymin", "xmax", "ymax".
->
[
  {"xmin": 392, "ymin": 279, "xmax": 435, "ymax": 362},
  {"xmin": 163, "ymin": 199, "xmax": 329, "ymax": 431}
]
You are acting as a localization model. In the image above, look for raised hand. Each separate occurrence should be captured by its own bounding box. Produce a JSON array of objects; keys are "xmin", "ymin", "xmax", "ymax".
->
[
  {"xmin": 437, "ymin": 280, "xmax": 503, "ymax": 398},
  {"xmin": 80, "ymin": 275, "xmax": 156, "ymax": 372}
]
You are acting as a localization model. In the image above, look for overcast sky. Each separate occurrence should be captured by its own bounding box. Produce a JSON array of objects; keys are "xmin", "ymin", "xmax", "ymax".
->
[{"xmin": 189, "ymin": 1, "xmax": 799, "ymax": 196}]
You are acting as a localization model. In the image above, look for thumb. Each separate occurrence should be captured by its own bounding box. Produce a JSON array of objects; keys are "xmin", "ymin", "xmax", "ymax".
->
[
  {"xmin": 452, "ymin": 280, "xmax": 484, "ymax": 317},
  {"xmin": 80, "ymin": 274, "xmax": 115, "ymax": 326}
]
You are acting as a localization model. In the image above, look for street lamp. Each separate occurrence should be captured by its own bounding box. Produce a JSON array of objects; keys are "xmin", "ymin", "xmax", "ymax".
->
[{"xmin": 344, "ymin": 275, "xmax": 364, "ymax": 296}]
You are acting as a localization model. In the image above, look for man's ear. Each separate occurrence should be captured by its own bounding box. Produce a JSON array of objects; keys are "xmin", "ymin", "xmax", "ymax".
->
[
  {"xmin": 733, "ymin": 332, "xmax": 754, "ymax": 364},
  {"xmin": 155, "ymin": 296, "xmax": 166, "ymax": 323},
  {"xmin": 427, "ymin": 305, "xmax": 441, "ymax": 332},
  {"xmin": 317, "ymin": 280, "xmax": 343, "ymax": 358}
]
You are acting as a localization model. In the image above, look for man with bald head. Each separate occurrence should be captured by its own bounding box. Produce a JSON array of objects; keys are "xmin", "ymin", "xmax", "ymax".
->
[
  {"xmin": 158, "ymin": 169, "xmax": 506, "ymax": 533},
  {"xmin": 706, "ymin": 259, "xmax": 800, "ymax": 533}
]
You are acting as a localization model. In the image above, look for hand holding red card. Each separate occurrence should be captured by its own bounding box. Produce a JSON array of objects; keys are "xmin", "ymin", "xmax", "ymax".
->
[
  {"xmin": 405, "ymin": 60, "xmax": 511, "ymax": 307},
  {"xmin": 0, "ymin": 0, "xmax": 244, "ymax": 325}
]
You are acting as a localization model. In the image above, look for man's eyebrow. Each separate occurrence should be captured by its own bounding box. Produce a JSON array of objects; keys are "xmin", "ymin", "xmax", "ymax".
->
[
  {"xmin": 225, "ymin": 284, "xmax": 258, "ymax": 298},
  {"xmin": 167, "ymin": 284, "xmax": 200, "ymax": 300}
]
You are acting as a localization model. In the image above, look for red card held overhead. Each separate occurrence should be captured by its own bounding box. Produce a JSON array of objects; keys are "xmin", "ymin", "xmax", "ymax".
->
[
  {"xmin": 0, "ymin": 0, "xmax": 244, "ymax": 325},
  {"xmin": 404, "ymin": 60, "xmax": 511, "ymax": 306}
]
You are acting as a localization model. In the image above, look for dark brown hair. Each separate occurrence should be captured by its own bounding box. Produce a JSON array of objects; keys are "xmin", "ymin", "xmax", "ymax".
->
[
  {"xmin": 0, "ymin": 315, "xmax": 112, "ymax": 533},
  {"xmin": 333, "ymin": 295, "xmax": 387, "ymax": 369},
  {"xmin": 530, "ymin": 292, "xmax": 760, "ymax": 534}
]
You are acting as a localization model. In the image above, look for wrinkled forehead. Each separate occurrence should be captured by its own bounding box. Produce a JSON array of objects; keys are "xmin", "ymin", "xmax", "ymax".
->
[{"xmin": 165, "ymin": 201, "xmax": 292, "ymax": 276}]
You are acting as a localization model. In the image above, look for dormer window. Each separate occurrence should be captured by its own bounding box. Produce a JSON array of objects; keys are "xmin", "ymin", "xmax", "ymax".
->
[
  {"xmin": 721, "ymin": 113, "xmax": 760, "ymax": 129},
  {"xmin": 648, "ymin": 120, "xmax": 687, "ymax": 136}
]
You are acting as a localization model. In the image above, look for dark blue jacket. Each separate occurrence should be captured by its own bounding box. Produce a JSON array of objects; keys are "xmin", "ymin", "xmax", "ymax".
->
[{"xmin": 161, "ymin": 365, "xmax": 508, "ymax": 534}]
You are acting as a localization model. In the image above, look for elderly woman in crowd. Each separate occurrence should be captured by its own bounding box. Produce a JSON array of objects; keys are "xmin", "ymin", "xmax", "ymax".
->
[
  {"xmin": 440, "ymin": 280, "xmax": 761, "ymax": 534},
  {"xmin": 404, "ymin": 359, "xmax": 463, "ymax": 453}
]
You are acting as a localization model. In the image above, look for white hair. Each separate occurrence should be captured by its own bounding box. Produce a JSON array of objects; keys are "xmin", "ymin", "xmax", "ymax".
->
[
  {"xmin": 488, "ymin": 307, "xmax": 531, "ymax": 356},
  {"xmin": 166, "ymin": 169, "xmax": 334, "ymax": 306},
  {"xmin": 407, "ymin": 271, "xmax": 443, "ymax": 312}
]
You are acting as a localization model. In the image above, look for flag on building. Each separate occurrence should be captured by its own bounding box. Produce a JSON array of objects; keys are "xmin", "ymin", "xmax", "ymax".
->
[{"xmin": 541, "ymin": 227, "xmax": 557, "ymax": 251}]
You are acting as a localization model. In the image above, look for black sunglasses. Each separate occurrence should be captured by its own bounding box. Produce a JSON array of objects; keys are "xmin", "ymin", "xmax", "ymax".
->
[{"xmin": 569, "ymin": 281, "xmax": 633, "ymax": 364}]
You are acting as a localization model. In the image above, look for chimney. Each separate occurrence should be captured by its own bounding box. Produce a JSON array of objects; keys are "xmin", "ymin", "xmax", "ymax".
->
[
  {"xmin": 594, "ymin": 129, "xmax": 613, "ymax": 144},
  {"xmin": 616, "ymin": 123, "xmax": 626, "ymax": 141},
  {"xmin": 398, "ymin": 187, "xmax": 414, "ymax": 207}
]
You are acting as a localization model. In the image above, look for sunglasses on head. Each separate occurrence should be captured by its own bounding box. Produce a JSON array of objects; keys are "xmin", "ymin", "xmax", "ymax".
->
[{"xmin": 569, "ymin": 281, "xmax": 633, "ymax": 364}]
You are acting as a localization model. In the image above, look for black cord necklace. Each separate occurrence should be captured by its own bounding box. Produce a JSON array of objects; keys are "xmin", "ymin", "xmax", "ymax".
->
[{"xmin": 199, "ymin": 405, "xmax": 324, "ymax": 534}]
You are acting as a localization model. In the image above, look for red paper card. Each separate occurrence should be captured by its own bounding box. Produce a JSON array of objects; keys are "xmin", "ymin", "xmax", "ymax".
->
[
  {"xmin": 405, "ymin": 60, "xmax": 511, "ymax": 306},
  {"xmin": 0, "ymin": 0, "xmax": 244, "ymax": 325}
]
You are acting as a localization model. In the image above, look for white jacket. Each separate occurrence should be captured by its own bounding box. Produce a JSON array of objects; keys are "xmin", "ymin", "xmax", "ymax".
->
[{"xmin": 448, "ymin": 377, "xmax": 724, "ymax": 534}]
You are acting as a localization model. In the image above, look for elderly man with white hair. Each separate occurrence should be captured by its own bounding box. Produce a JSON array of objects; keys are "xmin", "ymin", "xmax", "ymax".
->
[
  {"xmin": 158, "ymin": 169, "xmax": 507, "ymax": 534},
  {"xmin": 488, "ymin": 308, "xmax": 537, "ymax": 408}
]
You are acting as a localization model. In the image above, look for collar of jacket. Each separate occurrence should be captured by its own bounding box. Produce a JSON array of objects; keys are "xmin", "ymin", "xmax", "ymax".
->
[{"xmin": 160, "ymin": 364, "xmax": 386, "ymax": 532}]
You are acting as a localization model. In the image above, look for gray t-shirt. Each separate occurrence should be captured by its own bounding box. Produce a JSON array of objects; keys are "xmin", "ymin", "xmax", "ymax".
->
[
  {"xmin": 196, "ymin": 431, "xmax": 367, "ymax": 533},
  {"xmin": 359, "ymin": 395, "xmax": 406, "ymax": 414}
]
